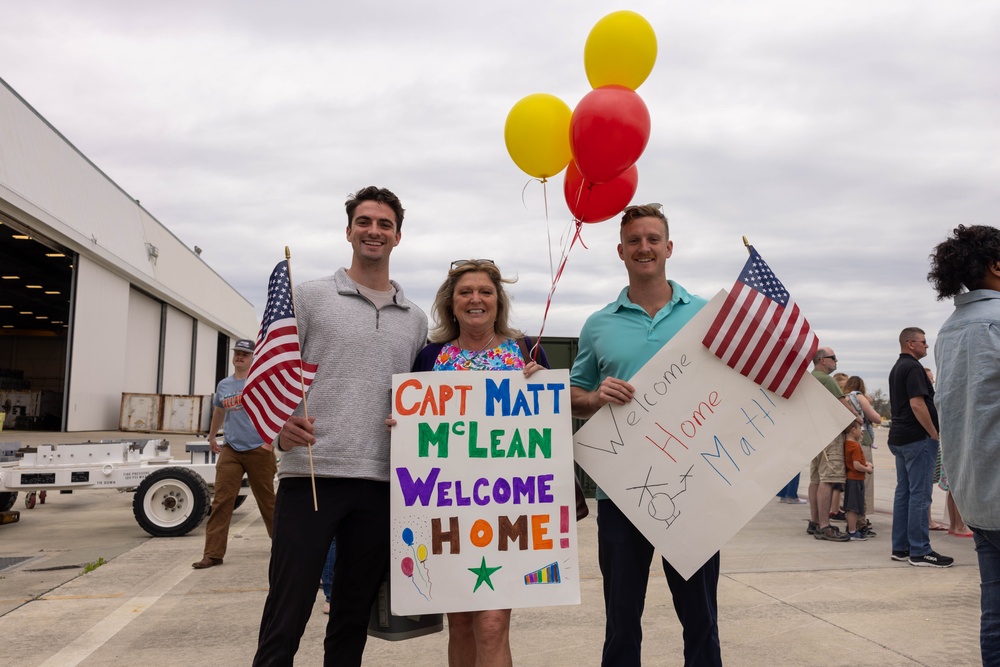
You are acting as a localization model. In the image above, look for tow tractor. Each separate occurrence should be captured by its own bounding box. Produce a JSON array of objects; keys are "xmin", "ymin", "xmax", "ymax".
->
[{"xmin": 0, "ymin": 438, "xmax": 247, "ymax": 536}]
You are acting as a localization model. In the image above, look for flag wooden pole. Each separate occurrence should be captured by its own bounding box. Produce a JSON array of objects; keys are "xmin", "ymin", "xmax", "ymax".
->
[
  {"xmin": 285, "ymin": 246, "xmax": 319, "ymax": 512},
  {"xmin": 742, "ymin": 236, "xmax": 751, "ymax": 254}
]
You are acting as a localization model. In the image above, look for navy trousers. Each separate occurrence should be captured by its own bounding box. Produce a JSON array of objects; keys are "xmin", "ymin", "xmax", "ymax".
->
[{"xmin": 598, "ymin": 498, "xmax": 722, "ymax": 667}]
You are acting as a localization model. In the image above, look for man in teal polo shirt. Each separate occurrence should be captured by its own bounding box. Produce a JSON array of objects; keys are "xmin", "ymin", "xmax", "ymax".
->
[{"xmin": 570, "ymin": 204, "xmax": 721, "ymax": 667}]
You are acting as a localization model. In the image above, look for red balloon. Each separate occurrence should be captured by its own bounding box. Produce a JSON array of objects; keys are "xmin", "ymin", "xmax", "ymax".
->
[
  {"xmin": 570, "ymin": 85, "xmax": 650, "ymax": 184},
  {"xmin": 564, "ymin": 161, "xmax": 638, "ymax": 223}
]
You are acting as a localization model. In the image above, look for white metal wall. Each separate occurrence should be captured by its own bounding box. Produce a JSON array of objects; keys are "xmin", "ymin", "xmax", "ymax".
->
[
  {"xmin": 194, "ymin": 320, "xmax": 219, "ymax": 395},
  {"xmin": 123, "ymin": 288, "xmax": 160, "ymax": 393},
  {"xmin": 65, "ymin": 256, "xmax": 130, "ymax": 430},
  {"xmin": 161, "ymin": 306, "xmax": 193, "ymax": 394}
]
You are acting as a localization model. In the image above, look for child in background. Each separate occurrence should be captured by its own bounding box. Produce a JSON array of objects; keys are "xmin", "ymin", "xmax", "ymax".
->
[{"xmin": 844, "ymin": 422, "xmax": 874, "ymax": 540}]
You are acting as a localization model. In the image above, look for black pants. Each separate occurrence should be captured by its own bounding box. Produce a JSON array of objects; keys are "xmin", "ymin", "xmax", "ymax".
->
[
  {"xmin": 597, "ymin": 498, "xmax": 722, "ymax": 667},
  {"xmin": 254, "ymin": 477, "xmax": 390, "ymax": 667}
]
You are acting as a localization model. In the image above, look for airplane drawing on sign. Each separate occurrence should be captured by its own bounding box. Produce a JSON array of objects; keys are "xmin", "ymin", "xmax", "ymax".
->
[{"xmin": 626, "ymin": 464, "xmax": 695, "ymax": 530}]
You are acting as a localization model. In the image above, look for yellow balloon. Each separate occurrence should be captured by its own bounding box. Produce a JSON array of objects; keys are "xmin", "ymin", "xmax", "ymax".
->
[
  {"xmin": 584, "ymin": 11, "xmax": 658, "ymax": 90},
  {"xmin": 417, "ymin": 544, "xmax": 428, "ymax": 562},
  {"xmin": 504, "ymin": 93, "xmax": 573, "ymax": 180}
]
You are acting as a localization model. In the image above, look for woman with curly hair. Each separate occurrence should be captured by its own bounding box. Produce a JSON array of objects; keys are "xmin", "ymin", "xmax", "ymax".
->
[{"xmin": 930, "ymin": 224, "xmax": 1000, "ymax": 665}]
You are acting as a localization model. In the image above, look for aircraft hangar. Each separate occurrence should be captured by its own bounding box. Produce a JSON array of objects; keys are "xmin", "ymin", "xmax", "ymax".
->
[{"xmin": 0, "ymin": 77, "xmax": 258, "ymax": 431}]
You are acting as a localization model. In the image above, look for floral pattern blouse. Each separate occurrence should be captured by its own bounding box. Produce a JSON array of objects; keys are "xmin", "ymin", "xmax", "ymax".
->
[{"xmin": 432, "ymin": 337, "xmax": 525, "ymax": 371}]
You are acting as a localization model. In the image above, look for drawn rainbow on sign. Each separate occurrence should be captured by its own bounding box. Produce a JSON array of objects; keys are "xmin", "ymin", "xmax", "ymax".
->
[{"xmin": 524, "ymin": 561, "xmax": 561, "ymax": 584}]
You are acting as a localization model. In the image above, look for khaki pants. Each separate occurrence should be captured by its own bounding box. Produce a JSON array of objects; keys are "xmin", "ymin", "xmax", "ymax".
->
[{"xmin": 202, "ymin": 445, "xmax": 276, "ymax": 559}]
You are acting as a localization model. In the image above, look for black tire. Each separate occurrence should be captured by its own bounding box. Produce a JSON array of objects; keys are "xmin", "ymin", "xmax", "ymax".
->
[
  {"xmin": 132, "ymin": 467, "xmax": 210, "ymax": 537},
  {"xmin": 0, "ymin": 492, "xmax": 16, "ymax": 512}
]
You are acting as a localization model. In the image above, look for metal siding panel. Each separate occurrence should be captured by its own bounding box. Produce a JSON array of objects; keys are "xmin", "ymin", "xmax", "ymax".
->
[
  {"xmin": 193, "ymin": 320, "xmax": 219, "ymax": 395},
  {"xmin": 123, "ymin": 289, "xmax": 161, "ymax": 392},
  {"xmin": 65, "ymin": 257, "xmax": 130, "ymax": 430},
  {"xmin": 161, "ymin": 306, "xmax": 192, "ymax": 394}
]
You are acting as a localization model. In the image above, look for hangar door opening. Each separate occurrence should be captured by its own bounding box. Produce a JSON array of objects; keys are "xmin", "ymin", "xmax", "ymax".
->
[{"xmin": 0, "ymin": 214, "xmax": 74, "ymax": 430}]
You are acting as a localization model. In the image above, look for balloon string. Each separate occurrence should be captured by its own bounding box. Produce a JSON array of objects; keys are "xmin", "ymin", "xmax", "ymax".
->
[
  {"xmin": 568, "ymin": 178, "xmax": 591, "ymax": 250},
  {"xmin": 519, "ymin": 178, "xmax": 535, "ymax": 211},
  {"xmin": 542, "ymin": 179, "xmax": 555, "ymax": 282},
  {"xmin": 532, "ymin": 219, "xmax": 585, "ymax": 361}
]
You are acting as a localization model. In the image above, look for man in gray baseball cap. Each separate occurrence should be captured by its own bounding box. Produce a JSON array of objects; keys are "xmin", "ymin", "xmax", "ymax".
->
[{"xmin": 192, "ymin": 337, "xmax": 276, "ymax": 569}]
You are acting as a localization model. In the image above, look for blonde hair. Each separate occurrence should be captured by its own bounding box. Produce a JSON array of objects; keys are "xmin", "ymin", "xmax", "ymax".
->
[{"xmin": 428, "ymin": 261, "xmax": 522, "ymax": 344}]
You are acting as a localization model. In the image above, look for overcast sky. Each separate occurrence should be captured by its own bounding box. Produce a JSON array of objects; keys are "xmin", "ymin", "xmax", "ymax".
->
[{"xmin": 2, "ymin": 1, "xmax": 998, "ymax": 395}]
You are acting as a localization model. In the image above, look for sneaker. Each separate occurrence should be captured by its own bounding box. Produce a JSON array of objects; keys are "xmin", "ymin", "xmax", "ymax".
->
[
  {"xmin": 909, "ymin": 551, "xmax": 955, "ymax": 568},
  {"xmin": 783, "ymin": 497, "xmax": 807, "ymax": 504},
  {"xmin": 323, "ymin": 601, "xmax": 330, "ymax": 614},
  {"xmin": 829, "ymin": 511, "xmax": 847, "ymax": 522},
  {"xmin": 860, "ymin": 526, "xmax": 877, "ymax": 538},
  {"xmin": 848, "ymin": 530, "xmax": 868, "ymax": 541},
  {"xmin": 814, "ymin": 525, "xmax": 850, "ymax": 542},
  {"xmin": 807, "ymin": 521, "xmax": 819, "ymax": 535},
  {"xmin": 891, "ymin": 550, "xmax": 910, "ymax": 561}
]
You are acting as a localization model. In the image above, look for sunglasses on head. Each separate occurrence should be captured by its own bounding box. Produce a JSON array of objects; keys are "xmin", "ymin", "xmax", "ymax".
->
[{"xmin": 450, "ymin": 259, "xmax": 496, "ymax": 270}]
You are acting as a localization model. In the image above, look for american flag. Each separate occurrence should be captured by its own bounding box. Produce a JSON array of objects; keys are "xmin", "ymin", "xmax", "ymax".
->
[
  {"xmin": 702, "ymin": 246, "xmax": 818, "ymax": 399},
  {"xmin": 243, "ymin": 260, "xmax": 319, "ymax": 443}
]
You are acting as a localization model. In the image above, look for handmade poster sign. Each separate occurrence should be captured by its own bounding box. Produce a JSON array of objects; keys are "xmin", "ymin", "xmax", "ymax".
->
[
  {"xmin": 573, "ymin": 290, "xmax": 855, "ymax": 580},
  {"xmin": 389, "ymin": 369, "xmax": 581, "ymax": 615}
]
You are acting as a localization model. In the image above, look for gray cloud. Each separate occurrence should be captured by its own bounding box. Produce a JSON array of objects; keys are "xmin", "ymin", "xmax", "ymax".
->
[{"xmin": 2, "ymin": 0, "xmax": 997, "ymax": 397}]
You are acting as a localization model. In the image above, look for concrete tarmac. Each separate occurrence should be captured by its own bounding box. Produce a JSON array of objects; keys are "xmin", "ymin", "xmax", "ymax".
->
[{"xmin": 0, "ymin": 429, "xmax": 982, "ymax": 666}]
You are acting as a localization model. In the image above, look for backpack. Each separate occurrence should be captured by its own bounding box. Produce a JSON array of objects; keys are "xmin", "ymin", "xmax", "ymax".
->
[{"xmin": 847, "ymin": 391, "xmax": 875, "ymax": 447}]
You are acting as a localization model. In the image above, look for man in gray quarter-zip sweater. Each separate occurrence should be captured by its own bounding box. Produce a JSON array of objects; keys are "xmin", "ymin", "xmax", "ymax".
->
[{"xmin": 254, "ymin": 186, "xmax": 428, "ymax": 667}]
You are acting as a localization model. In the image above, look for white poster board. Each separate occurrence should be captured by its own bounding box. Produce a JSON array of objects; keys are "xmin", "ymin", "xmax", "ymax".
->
[
  {"xmin": 389, "ymin": 369, "xmax": 581, "ymax": 615},
  {"xmin": 573, "ymin": 290, "xmax": 854, "ymax": 580}
]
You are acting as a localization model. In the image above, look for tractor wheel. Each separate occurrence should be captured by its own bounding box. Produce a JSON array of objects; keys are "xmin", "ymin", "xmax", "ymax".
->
[
  {"xmin": 132, "ymin": 467, "xmax": 210, "ymax": 537},
  {"xmin": 0, "ymin": 492, "xmax": 16, "ymax": 512}
]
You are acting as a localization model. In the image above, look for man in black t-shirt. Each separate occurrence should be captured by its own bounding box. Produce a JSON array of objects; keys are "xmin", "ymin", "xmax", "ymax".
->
[{"xmin": 887, "ymin": 327, "xmax": 953, "ymax": 568}]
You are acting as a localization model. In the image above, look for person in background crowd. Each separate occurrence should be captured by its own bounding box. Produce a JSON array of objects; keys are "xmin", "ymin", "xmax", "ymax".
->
[
  {"xmin": 807, "ymin": 348, "xmax": 858, "ymax": 542},
  {"xmin": 843, "ymin": 421, "xmax": 874, "ymax": 541},
  {"xmin": 843, "ymin": 375, "xmax": 881, "ymax": 525},
  {"xmin": 320, "ymin": 538, "xmax": 337, "ymax": 614},
  {"xmin": 887, "ymin": 327, "xmax": 953, "ymax": 568},
  {"xmin": 930, "ymin": 223, "xmax": 1000, "ymax": 662},
  {"xmin": 833, "ymin": 372, "xmax": 849, "ymax": 391},
  {"xmin": 923, "ymin": 366, "xmax": 969, "ymax": 536},
  {"xmin": 193, "ymin": 338, "xmax": 276, "ymax": 570}
]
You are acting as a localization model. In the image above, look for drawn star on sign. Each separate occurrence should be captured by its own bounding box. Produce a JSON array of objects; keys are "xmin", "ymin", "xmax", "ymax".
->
[{"xmin": 468, "ymin": 556, "xmax": 502, "ymax": 592}]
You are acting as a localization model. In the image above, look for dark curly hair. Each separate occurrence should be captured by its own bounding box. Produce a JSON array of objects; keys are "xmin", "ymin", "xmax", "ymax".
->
[{"xmin": 928, "ymin": 225, "xmax": 1000, "ymax": 299}]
